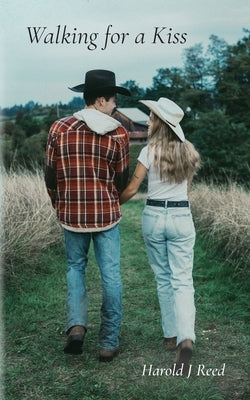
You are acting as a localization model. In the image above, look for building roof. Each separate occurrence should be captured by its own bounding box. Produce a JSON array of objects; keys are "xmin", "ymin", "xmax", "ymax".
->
[{"xmin": 117, "ymin": 108, "xmax": 148, "ymax": 125}]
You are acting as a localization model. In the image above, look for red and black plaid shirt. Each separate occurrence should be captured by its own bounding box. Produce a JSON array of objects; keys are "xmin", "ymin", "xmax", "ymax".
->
[{"xmin": 45, "ymin": 116, "xmax": 129, "ymax": 231}]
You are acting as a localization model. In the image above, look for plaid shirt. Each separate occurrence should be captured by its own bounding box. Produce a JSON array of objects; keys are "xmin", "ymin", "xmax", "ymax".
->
[{"xmin": 45, "ymin": 115, "xmax": 129, "ymax": 231}]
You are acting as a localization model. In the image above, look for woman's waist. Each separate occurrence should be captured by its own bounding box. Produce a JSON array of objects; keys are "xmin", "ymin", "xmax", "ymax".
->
[{"xmin": 146, "ymin": 198, "xmax": 189, "ymax": 208}]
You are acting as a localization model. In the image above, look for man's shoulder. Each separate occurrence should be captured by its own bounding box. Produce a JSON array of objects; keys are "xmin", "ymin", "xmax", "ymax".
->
[
  {"xmin": 50, "ymin": 115, "xmax": 79, "ymax": 132},
  {"xmin": 111, "ymin": 125, "xmax": 129, "ymax": 142}
]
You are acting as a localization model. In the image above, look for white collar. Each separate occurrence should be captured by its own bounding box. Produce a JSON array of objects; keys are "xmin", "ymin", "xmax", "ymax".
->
[{"xmin": 73, "ymin": 109, "xmax": 121, "ymax": 135}]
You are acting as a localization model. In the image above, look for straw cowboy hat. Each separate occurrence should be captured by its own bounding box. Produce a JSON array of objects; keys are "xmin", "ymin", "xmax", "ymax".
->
[
  {"xmin": 139, "ymin": 97, "xmax": 185, "ymax": 142},
  {"xmin": 69, "ymin": 69, "xmax": 131, "ymax": 96}
]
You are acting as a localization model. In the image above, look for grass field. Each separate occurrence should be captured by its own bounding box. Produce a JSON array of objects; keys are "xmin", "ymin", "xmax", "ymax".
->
[{"xmin": 4, "ymin": 201, "xmax": 249, "ymax": 400}]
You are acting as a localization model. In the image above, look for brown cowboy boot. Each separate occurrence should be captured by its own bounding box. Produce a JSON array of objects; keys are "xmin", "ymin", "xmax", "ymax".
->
[
  {"xmin": 164, "ymin": 337, "xmax": 177, "ymax": 351},
  {"xmin": 64, "ymin": 325, "xmax": 86, "ymax": 355},
  {"xmin": 99, "ymin": 347, "xmax": 120, "ymax": 362},
  {"xmin": 174, "ymin": 339, "xmax": 193, "ymax": 375}
]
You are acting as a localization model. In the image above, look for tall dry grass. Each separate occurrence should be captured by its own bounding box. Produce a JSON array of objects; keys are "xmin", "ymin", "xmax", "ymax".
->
[
  {"xmin": 190, "ymin": 183, "xmax": 250, "ymax": 274},
  {"xmin": 1, "ymin": 169, "xmax": 62, "ymax": 277},
  {"xmin": 1, "ymin": 170, "xmax": 249, "ymax": 277}
]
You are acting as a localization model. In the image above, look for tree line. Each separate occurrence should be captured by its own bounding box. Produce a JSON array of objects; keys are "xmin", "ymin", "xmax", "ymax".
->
[{"xmin": 1, "ymin": 30, "xmax": 249, "ymax": 185}]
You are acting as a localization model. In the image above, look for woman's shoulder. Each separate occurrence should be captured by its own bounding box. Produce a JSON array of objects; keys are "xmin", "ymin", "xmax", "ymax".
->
[
  {"xmin": 139, "ymin": 144, "xmax": 148, "ymax": 155},
  {"xmin": 138, "ymin": 144, "xmax": 155, "ymax": 168},
  {"xmin": 138, "ymin": 144, "xmax": 152, "ymax": 159}
]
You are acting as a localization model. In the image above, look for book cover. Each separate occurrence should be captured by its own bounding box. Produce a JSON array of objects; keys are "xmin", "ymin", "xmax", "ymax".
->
[{"xmin": 1, "ymin": 1, "xmax": 249, "ymax": 399}]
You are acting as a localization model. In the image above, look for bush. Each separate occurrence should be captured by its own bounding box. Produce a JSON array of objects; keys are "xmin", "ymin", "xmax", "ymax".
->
[{"xmin": 18, "ymin": 130, "xmax": 48, "ymax": 168}]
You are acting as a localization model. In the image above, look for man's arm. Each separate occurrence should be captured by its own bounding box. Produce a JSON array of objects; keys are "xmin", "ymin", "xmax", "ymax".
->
[
  {"xmin": 114, "ymin": 167, "xmax": 129, "ymax": 194},
  {"xmin": 119, "ymin": 162, "xmax": 147, "ymax": 204},
  {"xmin": 114, "ymin": 128, "xmax": 130, "ymax": 194},
  {"xmin": 45, "ymin": 126, "xmax": 58, "ymax": 207},
  {"xmin": 45, "ymin": 165, "xmax": 57, "ymax": 207}
]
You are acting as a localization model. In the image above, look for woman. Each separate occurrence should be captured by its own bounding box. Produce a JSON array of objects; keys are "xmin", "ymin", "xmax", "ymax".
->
[{"xmin": 119, "ymin": 97, "xmax": 200, "ymax": 372}]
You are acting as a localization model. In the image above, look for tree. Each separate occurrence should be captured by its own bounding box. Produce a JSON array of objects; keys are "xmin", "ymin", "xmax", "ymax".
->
[
  {"xmin": 117, "ymin": 80, "xmax": 145, "ymax": 107},
  {"xmin": 2, "ymin": 120, "xmax": 15, "ymax": 136},
  {"xmin": 183, "ymin": 43, "xmax": 207, "ymax": 90},
  {"xmin": 206, "ymin": 34, "xmax": 228, "ymax": 88},
  {"xmin": 17, "ymin": 131, "xmax": 48, "ymax": 169},
  {"xmin": 188, "ymin": 110, "xmax": 250, "ymax": 185},
  {"xmin": 16, "ymin": 113, "xmax": 41, "ymax": 137},
  {"xmin": 68, "ymin": 96, "xmax": 84, "ymax": 110},
  {"xmin": 147, "ymin": 67, "xmax": 186, "ymax": 103},
  {"xmin": 182, "ymin": 43, "xmax": 212, "ymax": 112},
  {"xmin": 216, "ymin": 30, "xmax": 250, "ymax": 128},
  {"xmin": 42, "ymin": 107, "xmax": 60, "ymax": 131}
]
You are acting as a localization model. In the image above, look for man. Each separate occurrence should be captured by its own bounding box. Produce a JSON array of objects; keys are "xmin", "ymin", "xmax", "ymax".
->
[{"xmin": 45, "ymin": 69, "xmax": 130, "ymax": 361}]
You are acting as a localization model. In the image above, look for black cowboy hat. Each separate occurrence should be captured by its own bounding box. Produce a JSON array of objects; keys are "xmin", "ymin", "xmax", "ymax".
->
[{"xmin": 69, "ymin": 69, "xmax": 130, "ymax": 96}]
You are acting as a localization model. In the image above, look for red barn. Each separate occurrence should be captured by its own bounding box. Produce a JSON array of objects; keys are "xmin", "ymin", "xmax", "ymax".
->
[{"xmin": 112, "ymin": 108, "xmax": 148, "ymax": 142}]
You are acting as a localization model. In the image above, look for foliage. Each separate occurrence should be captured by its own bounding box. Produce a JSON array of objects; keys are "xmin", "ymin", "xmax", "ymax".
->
[
  {"xmin": 186, "ymin": 111, "xmax": 250, "ymax": 184},
  {"xmin": 216, "ymin": 30, "xmax": 250, "ymax": 128},
  {"xmin": 145, "ymin": 67, "xmax": 187, "ymax": 101},
  {"xmin": 0, "ymin": 31, "xmax": 250, "ymax": 184},
  {"xmin": 117, "ymin": 80, "xmax": 145, "ymax": 107},
  {"xmin": 18, "ymin": 130, "xmax": 48, "ymax": 168},
  {"xmin": 0, "ymin": 99, "xmax": 82, "ymax": 169}
]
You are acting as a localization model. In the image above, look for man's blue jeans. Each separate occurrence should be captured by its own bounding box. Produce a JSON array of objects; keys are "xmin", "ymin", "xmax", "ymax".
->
[{"xmin": 63, "ymin": 224, "xmax": 122, "ymax": 351}]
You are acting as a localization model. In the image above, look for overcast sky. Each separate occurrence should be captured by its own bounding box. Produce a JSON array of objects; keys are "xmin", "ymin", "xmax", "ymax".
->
[{"xmin": 0, "ymin": 0, "xmax": 249, "ymax": 107}]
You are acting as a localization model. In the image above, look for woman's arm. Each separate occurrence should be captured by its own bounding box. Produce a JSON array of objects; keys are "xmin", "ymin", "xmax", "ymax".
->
[{"xmin": 119, "ymin": 162, "xmax": 148, "ymax": 204}]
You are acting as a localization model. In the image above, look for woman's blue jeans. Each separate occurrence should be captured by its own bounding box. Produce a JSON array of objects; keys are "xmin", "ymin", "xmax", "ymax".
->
[
  {"xmin": 63, "ymin": 224, "xmax": 122, "ymax": 351},
  {"xmin": 142, "ymin": 204, "xmax": 196, "ymax": 345}
]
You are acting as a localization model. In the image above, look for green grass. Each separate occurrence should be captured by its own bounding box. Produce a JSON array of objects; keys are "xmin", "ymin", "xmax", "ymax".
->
[{"xmin": 4, "ymin": 201, "xmax": 250, "ymax": 400}]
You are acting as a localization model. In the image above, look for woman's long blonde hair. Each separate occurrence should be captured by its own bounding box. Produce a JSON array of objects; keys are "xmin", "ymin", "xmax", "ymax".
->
[{"xmin": 148, "ymin": 113, "xmax": 200, "ymax": 183}]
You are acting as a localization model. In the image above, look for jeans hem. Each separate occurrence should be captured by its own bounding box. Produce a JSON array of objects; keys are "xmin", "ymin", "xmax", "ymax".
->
[
  {"xmin": 177, "ymin": 336, "xmax": 195, "ymax": 346},
  {"xmin": 66, "ymin": 323, "xmax": 88, "ymax": 335}
]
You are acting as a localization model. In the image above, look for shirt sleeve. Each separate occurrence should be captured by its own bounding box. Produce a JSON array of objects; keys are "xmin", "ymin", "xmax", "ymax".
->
[
  {"xmin": 46, "ymin": 123, "xmax": 58, "ymax": 170},
  {"xmin": 113, "ymin": 127, "xmax": 130, "ymax": 194},
  {"xmin": 138, "ymin": 145, "xmax": 150, "ymax": 169},
  {"xmin": 45, "ymin": 124, "xmax": 58, "ymax": 206}
]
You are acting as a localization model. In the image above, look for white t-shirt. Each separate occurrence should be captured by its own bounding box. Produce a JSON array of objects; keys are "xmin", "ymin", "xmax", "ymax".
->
[{"xmin": 138, "ymin": 145, "xmax": 188, "ymax": 201}]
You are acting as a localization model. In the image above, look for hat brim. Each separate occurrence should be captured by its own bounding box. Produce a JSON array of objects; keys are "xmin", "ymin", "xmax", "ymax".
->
[
  {"xmin": 69, "ymin": 84, "xmax": 130, "ymax": 96},
  {"xmin": 139, "ymin": 100, "xmax": 185, "ymax": 142}
]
